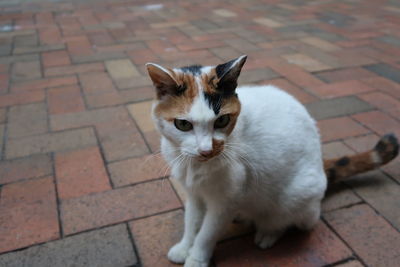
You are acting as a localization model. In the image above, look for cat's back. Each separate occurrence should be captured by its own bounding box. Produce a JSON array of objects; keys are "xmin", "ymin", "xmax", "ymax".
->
[
  {"xmin": 236, "ymin": 84, "xmax": 315, "ymax": 134},
  {"xmin": 234, "ymin": 84, "xmax": 321, "ymax": 174}
]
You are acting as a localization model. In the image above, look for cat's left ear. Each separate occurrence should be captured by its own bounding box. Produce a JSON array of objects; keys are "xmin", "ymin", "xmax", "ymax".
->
[
  {"xmin": 146, "ymin": 63, "xmax": 179, "ymax": 99},
  {"xmin": 215, "ymin": 55, "xmax": 247, "ymax": 92}
]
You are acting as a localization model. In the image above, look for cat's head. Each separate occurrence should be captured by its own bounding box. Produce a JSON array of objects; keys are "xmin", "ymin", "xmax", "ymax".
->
[{"xmin": 146, "ymin": 55, "xmax": 247, "ymax": 162}]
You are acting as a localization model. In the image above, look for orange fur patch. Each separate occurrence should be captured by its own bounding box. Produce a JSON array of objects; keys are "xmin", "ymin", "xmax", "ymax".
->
[{"xmin": 153, "ymin": 71, "xmax": 199, "ymax": 120}]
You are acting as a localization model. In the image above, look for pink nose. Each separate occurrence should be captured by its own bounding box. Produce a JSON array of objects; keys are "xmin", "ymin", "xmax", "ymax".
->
[{"xmin": 199, "ymin": 150, "xmax": 213, "ymax": 157}]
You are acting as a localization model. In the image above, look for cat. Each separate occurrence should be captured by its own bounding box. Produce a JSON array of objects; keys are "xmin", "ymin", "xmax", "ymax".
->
[{"xmin": 146, "ymin": 55, "xmax": 399, "ymax": 267}]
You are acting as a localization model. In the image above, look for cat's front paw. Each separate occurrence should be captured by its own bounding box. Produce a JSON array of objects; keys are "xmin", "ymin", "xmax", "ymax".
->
[
  {"xmin": 254, "ymin": 230, "xmax": 281, "ymax": 249},
  {"xmin": 184, "ymin": 255, "xmax": 209, "ymax": 267},
  {"xmin": 167, "ymin": 242, "xmax": 190, "ymax": 264}
]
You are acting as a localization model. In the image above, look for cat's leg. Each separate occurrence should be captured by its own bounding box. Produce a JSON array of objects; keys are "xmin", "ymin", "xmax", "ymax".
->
[
  {"xmin": 184, "ymin": 204, "xmax": 233, "ymax": 267},
  {"xmin": 253, "ymin": 217, "xmax": 286, "ymax": 249},
  {"xmin": 295, "ymin": 199, "xmax": 321, "ymax": 231},
  {"xmin": 168, "ymin": 196, "xmax": 204, "ymax": 264}
]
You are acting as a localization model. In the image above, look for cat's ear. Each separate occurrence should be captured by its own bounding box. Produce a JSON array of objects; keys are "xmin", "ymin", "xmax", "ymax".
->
[
  {"xmin": 146, "ymin": 63, "xmax": 179, "ymax": 99},
  {"xmin": 215, "ymin": 55, "xmax": 247, "ymax": 92}
]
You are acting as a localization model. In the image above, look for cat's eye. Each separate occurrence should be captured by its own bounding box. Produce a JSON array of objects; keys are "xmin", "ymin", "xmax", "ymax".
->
[
  {"xmin": 174, "ymin": 119, "xmax": 193, "ymax": 131},
  {"xmin": 214, "ymin": 114, "xmax": 230, "ymax": 129}
]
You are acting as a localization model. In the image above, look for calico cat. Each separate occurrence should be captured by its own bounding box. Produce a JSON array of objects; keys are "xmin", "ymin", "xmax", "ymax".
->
[{"xmin": 146, "ymin": 55, "xmax": 399, "ymax": 267}]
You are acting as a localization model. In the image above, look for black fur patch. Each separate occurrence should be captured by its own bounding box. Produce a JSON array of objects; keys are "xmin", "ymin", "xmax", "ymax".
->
[
  {"xmin": 336, "ymin": 156, "xmax": 350, "ymax": 166},
  {"xmin": 327, "ymin": 168, "xmax": 336, "ymax": 180},
  {"xmin": 180, "ymin": 64, "xmax": 202, "ymax": 75},
  {"xmin": 215, "ymin": 59, "xmax": 236, "ymax": 78},
  {"xmin": 204, "ymin": 91, "xmax": 237, "ymax": 114},
  {"xmin": 375, "ymin": 139, "xmax": 387, "ymax": 153}
]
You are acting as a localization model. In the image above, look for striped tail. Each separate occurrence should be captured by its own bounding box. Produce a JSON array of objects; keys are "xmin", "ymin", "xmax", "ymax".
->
[{"xmin": 324, "ymin": 133, "xmax": 399, "ymax": 182}]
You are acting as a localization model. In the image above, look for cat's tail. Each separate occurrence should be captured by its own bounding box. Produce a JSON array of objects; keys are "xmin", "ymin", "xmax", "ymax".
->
[{"xmin": 323, "ymin": 133, "xmax": 398, "ymax": 182}]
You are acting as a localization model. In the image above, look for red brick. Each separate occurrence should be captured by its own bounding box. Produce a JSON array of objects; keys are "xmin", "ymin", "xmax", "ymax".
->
[
  {"xmin": 129, "ymin": 210, "xmax": 184, "ymax": 267},
  {"xmin": 0, "ymin": 91, "xmax": 45, "ymax": 108},
  {"xmin": 42, "ymin": 50, "xmax": 71, "ymax": 68},
  {"xmin": 318, "ymin": 117, "xmax": 369, "ymax": 142},
  {"xmin": 55, "ymin": 146, "xmax": 111, "ymax": 200},
  {"xmin": 176, "ymin": 40, "xmax": 225, "ymax": 51},
  {"xmin": 352, "ymin": 110, "xmax": 400, "ymax": 136},
  {"xmin": 45, "ymin": 63, "xmax": 104, "ymax": 77},
  {"xmin": 39, "ymin": 27, "xmax": 62, "ymax": 45},
  {"xmin": 343, "ymin": 134, "xmax": 380, "ymax": 153},
  {"xmin": 0, "ymin": 176, "xmax": 59, "ymax": 253},
  {"xmin": 266, "ymin": 78, "xmax": 317, "ymax": 104},
  {"xmin": 47, "ymin": 85, "xmax": 85, "ymax": 115},
  {"xmin": 79, "ymin": 72, "xmax": 123, "ymax": 108},
  {"xmin": 128, "ymin": 48, "xmax": 160, "ymax": 65},
  {"xmin": 358, "ymin": 92, "xmax": 400, "ymax": 119},
  {"xmin": 214, "ymin": 222, "xmax": 351, "ymax": 267},
  {"xmin": 88, "ymin": 31, "xmax": 114, "ymax": 46},
  {"xmin": 325, "ymin": 205, "xmax": 400, "ymax": 267},
  {"xmin": 11, "ymin": 76, "xmax": 78, "ymax": 92},
  {"xmin": 361, "ymin": 76, "xmax": 400, "ymax": 99},
  {"xmin": 269, "ymin": 60, "xmax": 325, "ymax": 88},
  {"xmin": 308, "ymin": 80, "xmax": 375, "ymax": 99},
  {"xmin": 0, "ymin": 154, "xmax": 52, "ymax": 185},
  {"xmin": 316, "ymin": 67, "xmax": 376, "ymax": 83},
  {"xmin": 61, "ymin": 179, "xmax": 181, "ymax": 235},
  {"xmin": 108, "ymin": 154, "xmax": 168, "ymax": 187}
]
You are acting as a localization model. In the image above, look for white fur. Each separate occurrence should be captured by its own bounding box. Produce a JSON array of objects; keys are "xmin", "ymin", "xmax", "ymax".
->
[{"xmin": 154, "ymin": 84, "xmax": 327, "ymax": 267}]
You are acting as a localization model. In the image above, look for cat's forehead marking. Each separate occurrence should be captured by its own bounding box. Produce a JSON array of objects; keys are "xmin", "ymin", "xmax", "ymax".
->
[{"xmin": 188, "ymin": 76, "xmax": 217, "ymax": 122}]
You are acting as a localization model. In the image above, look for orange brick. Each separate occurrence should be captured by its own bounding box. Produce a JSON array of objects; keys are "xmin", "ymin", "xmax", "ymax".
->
[
  {"xmin": 0, "ymin": 177, "xmax": 59, "ymax": 253},
  {"xmin": 55, "ymin": 146, "xmax": 111, "ymax": 200},
  {"xmin": 266, "ymin": 78, "xmax": 317, "ymax": 104},
  {"xmin": 361, "ymin": 76, "xmax": 400, "ymax": 99}
]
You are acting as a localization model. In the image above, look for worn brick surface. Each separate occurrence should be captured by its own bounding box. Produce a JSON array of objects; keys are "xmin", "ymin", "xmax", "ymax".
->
[
  {"xmin": 0, "ymin": 176, "xmax": 59, "ymax": 253},
  {"xmin": 0, "ymin": 224, "xmax": 137, "ymax": 267},
  {"xmin": 1, "ymin": 0, "xmax": 400, "ymax": 265},
  {"xmin": 61, "ymin": 179, "xmax": 181, "ymax": 235},
  {"xmin": 11, "ymin": 61, "xmax": 41, "ymax": 81},
  {"xmin": 6, "ymin": 127, "xmax": 97, "ymax": 159},
  {"xmin": 55, "ymin": 146, "xmax": 111, "ymax": 200},
  {"xmin": 109, "ymin": 154, "xmax": 168, "ymax": 187},
  {"xmin": 7, "ymin": 102, "xmax": 48, "ymax": 138},
  {"xmin": 0, "ymin": 154, "xmax": 52, "ymax": 185},
  {"xmin": 305, "ymin": 96, "xmax": 374, "ymax": 120},
  {"xmin": 325, "ymin": 205, "xmax": 400, "ymax": 267}
]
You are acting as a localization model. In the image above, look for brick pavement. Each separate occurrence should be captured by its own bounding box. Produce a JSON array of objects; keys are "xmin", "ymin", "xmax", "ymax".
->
[{"xmin": 0, "ymin": 0, "xmax": 400, "ymax": 266}]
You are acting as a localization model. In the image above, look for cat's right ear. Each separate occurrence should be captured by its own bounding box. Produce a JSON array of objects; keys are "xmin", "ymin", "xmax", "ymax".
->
[{"xmin": 146, "ymin": 63, "xmax": 179, "ymax": 99}]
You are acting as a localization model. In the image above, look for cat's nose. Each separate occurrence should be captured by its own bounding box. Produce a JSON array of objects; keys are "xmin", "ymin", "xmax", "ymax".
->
[{"xmin": 199, "ymin": 149, "xmax": 213, "ymax": 157}]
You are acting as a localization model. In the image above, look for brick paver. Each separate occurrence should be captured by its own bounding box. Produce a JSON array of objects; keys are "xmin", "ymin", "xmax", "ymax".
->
[{"xmin": 1, "ymin": 0, "xmax": 400, "ymax": 266}]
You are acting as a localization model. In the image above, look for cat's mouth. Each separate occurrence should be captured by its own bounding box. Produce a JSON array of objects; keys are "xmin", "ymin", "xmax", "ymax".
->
[{"xmin": 196, "ymin": 150, "xmax": 223, "ymax": 162}]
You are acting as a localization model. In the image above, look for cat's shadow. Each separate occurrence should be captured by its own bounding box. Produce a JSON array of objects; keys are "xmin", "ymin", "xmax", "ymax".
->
[{"xmin": 211, "ymin": 172, "xmax": 386, "ymax": 266}]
